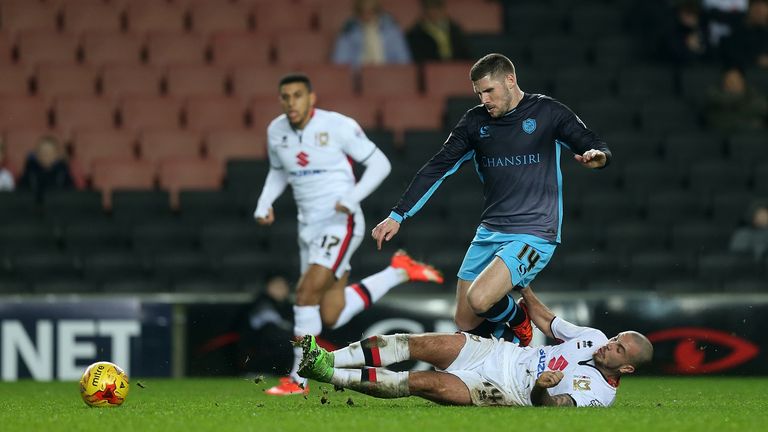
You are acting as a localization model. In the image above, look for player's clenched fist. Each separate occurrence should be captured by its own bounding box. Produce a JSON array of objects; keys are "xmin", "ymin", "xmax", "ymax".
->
[
  {"xmin": 255, "ymin": 207, "xmax": 275, "ymax": 226},
  {"xmin": 371, "ymin": 217, "xmax": 401, "ymax": 250},
  {"xmin": 535, "ymin": 371, "xmax": 564, "ymax": 389}
]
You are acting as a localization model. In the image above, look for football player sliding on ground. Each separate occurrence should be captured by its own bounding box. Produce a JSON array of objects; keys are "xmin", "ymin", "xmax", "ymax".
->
[{"xmin": 298, "ymin": 285, "xmax": 653, "ymax": 407}]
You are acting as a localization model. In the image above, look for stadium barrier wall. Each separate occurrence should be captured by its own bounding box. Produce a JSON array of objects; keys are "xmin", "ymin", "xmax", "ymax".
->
[{"xmin": 1, "ymin": 292, "xmax": 765, "ymax": 381}]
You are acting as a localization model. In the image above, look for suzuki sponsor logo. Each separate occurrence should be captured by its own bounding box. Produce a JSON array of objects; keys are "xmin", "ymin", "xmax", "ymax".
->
[
  {"xmin": 296, "ymin": 151, "xmax": 309, "ymax": 167},
  {"xmin": 536, "ymin": 348, "xmax": 546, "ymax": 377},
  {"xmin": 548, "ymin": 355, "xmax": 569, "ymax": 371}
]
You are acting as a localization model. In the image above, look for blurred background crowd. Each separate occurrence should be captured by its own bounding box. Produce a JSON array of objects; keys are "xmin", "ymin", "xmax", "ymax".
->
[{"xmin": 0, "ymin": 0, "xmax": 766, "ymax": 300}]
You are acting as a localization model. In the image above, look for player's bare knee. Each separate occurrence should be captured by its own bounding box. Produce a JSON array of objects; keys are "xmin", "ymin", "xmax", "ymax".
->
[{"xmin": 466, "ymin": 288, "xmax": 494, "ymax": 315}]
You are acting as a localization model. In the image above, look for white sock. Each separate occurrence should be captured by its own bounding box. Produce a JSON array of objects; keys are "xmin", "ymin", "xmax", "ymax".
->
[
  {"xmin": 331, "ymin": 368, "xmax": 410, "ymax": 398},
  {"xmin": 332, "ymin": 334, "xmax": 411, "ymax": 368},
  {"xmin": 332, "ymin": 267, "xmax": 407, "ymax": 329},
  {"xmin": 289, "ymin": 305, "xmax": 322, "ymax": 384}
]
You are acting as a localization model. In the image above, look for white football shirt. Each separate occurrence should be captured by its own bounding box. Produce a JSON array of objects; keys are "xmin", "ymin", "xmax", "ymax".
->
[
  {"xmin": 517, "ymin": 317, "xmax": 618, "ymax": 407},
  {"xmin": 266, "ymin": 109, "xmax": 378, "ymax": 224}
]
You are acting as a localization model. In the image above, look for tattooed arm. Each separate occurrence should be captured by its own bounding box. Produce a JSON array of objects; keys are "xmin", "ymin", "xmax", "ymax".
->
[{"xmin": 530, "ymin": 371, "xmax": 576, "ymax": 407}]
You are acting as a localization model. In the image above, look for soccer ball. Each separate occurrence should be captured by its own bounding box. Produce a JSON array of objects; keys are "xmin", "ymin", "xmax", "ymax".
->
[{"xmin": 79, "ymin": 361, "xmax": 130, "ymax": 407}]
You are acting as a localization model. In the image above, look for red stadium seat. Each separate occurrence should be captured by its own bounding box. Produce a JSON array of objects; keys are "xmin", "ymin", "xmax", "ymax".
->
[
  {"xmin": 211, "ymin": 32, "xmax": 272, "ymax": 67},
  {"xmin": 35, "ymin": 64, "xmax": 99, "ymax": 99},
  {"xmin": 71, "ymin": 130, "xmax": 137, "ymax": 178},
  {"xmin": 253, "ymin": 3, "xmax": 315, "ymax": 33},
  {"xmin": 16, "ymin": 31, "xmax": 80, "ymax": 66},
  {"xmin": 0, "ymin": 35, "xmax": 13, "ymax": 64},
  {"xmin": 445, "ymin": 0, "xmax": 503, "ymax": 33},
  {"xmin": 101, "ymin": 65, "xmax": 163, "ymax": 98},
  {"xmin": 381, "ymin": 97, "xmax": 443, "ymax": 136},
  {"xmin": 423, "ymin": 62, "xmax": 474, "ymax": 101},
  {"xmin": 205, "ymin": 129, "xmax": 267, "ymax": 162},
  {"xmin": 249, "ymin": 98, "xmax": 283, "ymax": 134},
  {"xmin": 91, "ymin": 158, "xmax": 156, "ymax": 208},
  {"xmin": 2, "ymin": 129, "xmax": 59, "ymax": 175},
  {"xmin": 0, "ymin": 0, "xmax": 58, "ymax": 35},
  {"xmin": 301, "ymin": 64, "xmax": 356, "ymax": 99},
  {"xmin": 0, "ymin": 66, "xmax": 31, "ymax": 96},
  {"xmin": 316, "ymin": 0, "xmax": 355, "ymax": 34},
  {"xmin": 382, "ymin": 0, "xmax": 421, "ymax": 28},
  {"xmin": 360, "ymin": 65, "xmax": 419, "ymax": 98},
  {"xmin": 82, "ymin": 32, "xmax": 144, "ymax": 67},
  {"xmin": 120, "ymin": 96, "xmax": 183, "ymax": 131},
  {"xmin": 318, "ymin": 97, "xmax": 380, "ymax": 130},
  {"xmin": 275, "ymin": 32, "xmax": 332, "ymax": 66},
  {"xmin": 0, "ymin": 97, "xmax": 49, "ymax": 130},
  {"xmin": 125, "ymin": 1, "xmax": 187, "ymax": 34},
  {"xmin": 165, "ymin": 65, "xmax": 228, "ymax": 98},
  {"xmin": 189, "ymin": 2, "xmax": 252, "ymax": 35},
  {"xmin": 62, "ymin": 0, "xmax": 123, "ymax": 34},
  {"xmin": 158, "ymin": 157, "xmax": 224, "ymax": 208},
  {"xmin": 231, "ymin": 65, "xmax": 285, "ymax": 99},
  {"xmin": 54, "ymin": 96, "xmax": 117, "ymax": 138},
  {"xmin": 146, "ymin": 32, "xmax": 208, "ymax": 67},
  {"xmin": 138, "ymin": 129, "xmax": 203, "ymax": 165},
  {"xmin": 184, "ymin": 96, "xmax": 247, "ymax": 132}
]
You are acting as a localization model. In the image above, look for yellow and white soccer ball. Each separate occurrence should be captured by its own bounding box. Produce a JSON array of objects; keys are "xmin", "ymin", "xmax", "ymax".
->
[{"xmin": 79, "ymin": 361, "xmax": 130, "ymax": 407}]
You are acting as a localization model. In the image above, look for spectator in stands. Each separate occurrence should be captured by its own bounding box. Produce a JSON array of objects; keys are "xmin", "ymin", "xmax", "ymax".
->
[
  {"xmin": 659, "ymin": 0, "xmax": 710, "ymax": 64},
  {"xmin": 331, "ymin": 0, "xmax": 412, "ymax": 67},
  {"xmin": 730, "ymin": 200, "xmax": 768, "ymax": 261},
  {"xmin": 703, "ymin": 67, "xmax": 767, "ymax": 131},
  {"xmin": 406, "ymin": 0, "xmax": 471, "ymax": 63},
  {"xmin": 0, "ymin": 139, "xmax": 15, "ymax": 191},
  {"xmin": 238, "ymin": 276, "xmax": 294, "ymax": 375},
  {"xmin": 701, "ymin": 0, "xmax": 749, "ymax": 47},
  {"xmin": 722, "ymin": 0, "xmax": 768, "ymax": 69},
  {"xmin": 17, "ymin": 135, "xmax": 74, "ymax": 200}
]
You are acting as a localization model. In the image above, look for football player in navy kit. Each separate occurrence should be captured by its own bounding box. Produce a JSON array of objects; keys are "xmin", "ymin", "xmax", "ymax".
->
[{"xmin": 372, "ymin": 53, "xmax": 613, "ymax": 345}]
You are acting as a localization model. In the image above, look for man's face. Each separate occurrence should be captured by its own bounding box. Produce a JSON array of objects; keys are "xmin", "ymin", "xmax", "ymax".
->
[
  {"xmin": 36, "ymin": 140, "xmax": 59, "ymax": 169},
  {"xmin": 472, "ymin": 74, "xmax": 514, "ymax": 118},
  {"xmin": 593, "ymin": 333, "xmax": 637, "ymax": 371},
  {"xmin": 279, "ymin": 82, "xmax": 315, "ymax": 129}
]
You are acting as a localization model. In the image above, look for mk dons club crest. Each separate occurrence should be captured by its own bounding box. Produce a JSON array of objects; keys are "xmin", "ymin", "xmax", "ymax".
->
[{"xmin": 316, "ymin": 132, "xmax": 329, "ymax": 146}]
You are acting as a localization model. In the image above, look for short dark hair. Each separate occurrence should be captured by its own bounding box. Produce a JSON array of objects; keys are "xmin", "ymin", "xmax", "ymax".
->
[
  {"xmin": 278, "ymin": 73, "xmax": 313, "ymax": 92},
  {"xmin": 470, "ymin": 53, "xmax": 516, "ymax": 82}
]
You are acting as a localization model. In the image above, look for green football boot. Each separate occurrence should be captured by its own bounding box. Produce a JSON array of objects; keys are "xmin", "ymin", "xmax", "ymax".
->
[{"xmin": 297, "ymin": 335, "xmax": 335, "ymax": 383}]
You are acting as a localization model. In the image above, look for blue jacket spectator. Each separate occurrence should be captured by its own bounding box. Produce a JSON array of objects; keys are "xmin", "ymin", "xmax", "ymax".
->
[{"xmin": 332, "ymin": 0, "xmax": 412, "ymax": 67}]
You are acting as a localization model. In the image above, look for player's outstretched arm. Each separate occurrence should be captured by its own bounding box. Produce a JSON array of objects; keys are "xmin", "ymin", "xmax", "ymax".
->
[
  {"xmin": 530, "ymin": 371, "xmax": 575, "ymax": 407},
  {"xmin": 371, "ymin": 217, "xmax": 401, "ymax": 250},
  {"xmin": 518, "ymin": 286, "xmax": 556, "ymax": 338}
]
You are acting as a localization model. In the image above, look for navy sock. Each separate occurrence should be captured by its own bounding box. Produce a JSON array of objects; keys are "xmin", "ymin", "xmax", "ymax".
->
[
  {"xmin": 466, "ymin": 320, "xmax": 497, "ymax": 338},
  {"xmin": 478, "ymin": 294, "xmax": 525, "ymax": 327}
]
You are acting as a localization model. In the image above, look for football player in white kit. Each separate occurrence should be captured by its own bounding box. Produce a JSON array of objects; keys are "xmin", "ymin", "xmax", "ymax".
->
[
  {"xmin": 254, "ymin": 74, "xmax": 444, "ymax": 395},
  {"xmin": 298, "ymin": 285, "xmax": 653, "ymax": 407}
]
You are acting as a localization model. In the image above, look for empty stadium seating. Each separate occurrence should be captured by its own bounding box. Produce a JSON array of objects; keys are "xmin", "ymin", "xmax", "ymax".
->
[{"xmin": 0, "ymin": 0, "xmax": 763, "ymax": 295}]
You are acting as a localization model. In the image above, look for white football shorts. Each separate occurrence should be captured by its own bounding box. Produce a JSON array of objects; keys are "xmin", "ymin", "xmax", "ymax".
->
[
  {"xmin": 443, "ymin": 333, "xmax": 532, "ymax": 407},
  {"xmin": 298, "ymin": 210, "xmax": 365, "ymax": 279}
]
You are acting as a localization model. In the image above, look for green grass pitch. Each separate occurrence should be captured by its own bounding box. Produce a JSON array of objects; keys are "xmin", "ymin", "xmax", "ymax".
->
[{"xmin": 1, "ymin": 377, "xmax": 766, "ymax": 432}]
